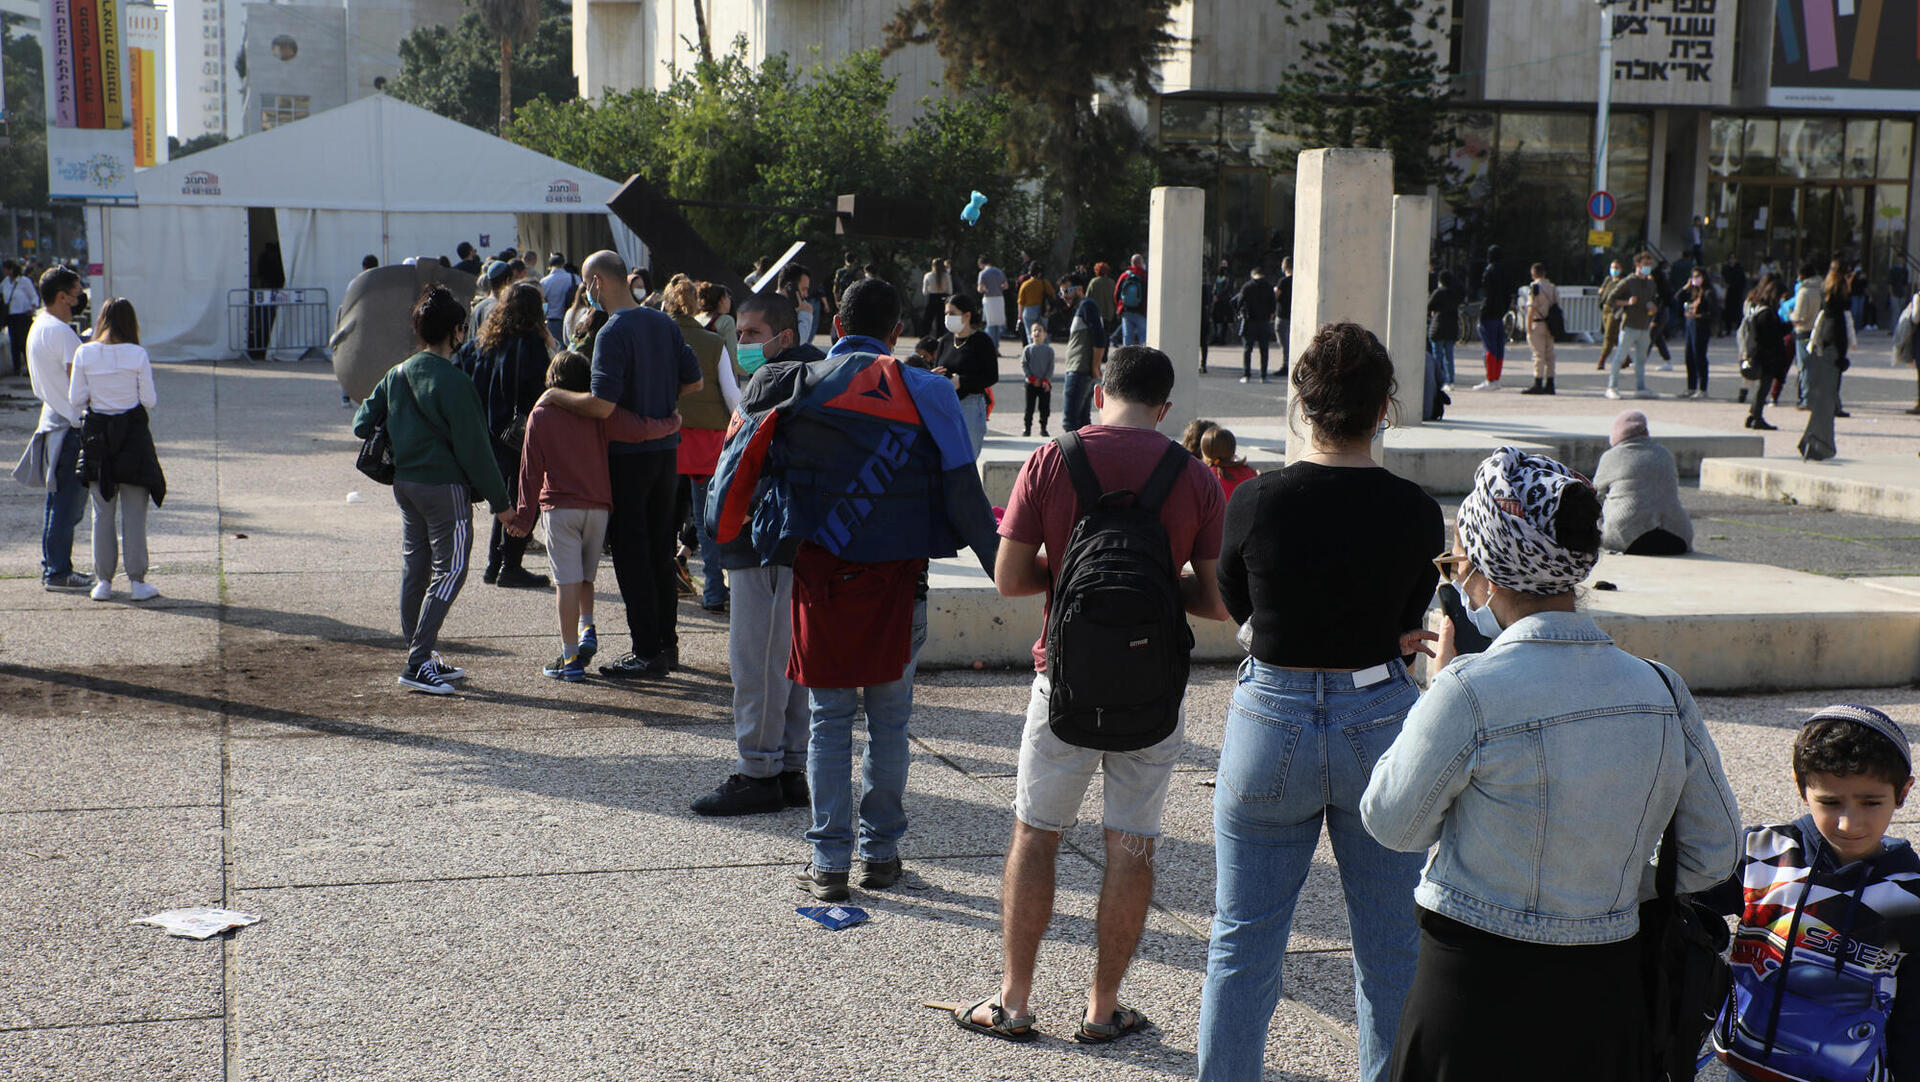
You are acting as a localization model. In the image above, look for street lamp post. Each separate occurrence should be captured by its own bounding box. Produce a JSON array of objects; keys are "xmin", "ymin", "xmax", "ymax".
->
[{"xmin": 1592, "ymin": 0, "xmax": 1620, "ymax": 265}]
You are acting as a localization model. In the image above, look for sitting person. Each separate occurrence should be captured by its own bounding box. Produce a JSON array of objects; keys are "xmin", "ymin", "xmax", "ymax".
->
[{"xmin": 1593, "ymin": 410, "xmax": 1693, "ymax": 555}]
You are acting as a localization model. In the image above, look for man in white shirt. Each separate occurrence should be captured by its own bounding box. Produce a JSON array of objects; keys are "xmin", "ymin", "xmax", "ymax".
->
[
  {"xmin": 26, "ymin": 266, "xmax": 89, "ymax": 590},
  {"xmin": 540, "ymin": 253, "xmax": 578, "ymax": 345},
  {"xmin": 4, "ymin": 259, "xmax": 42, "ymax": 375}
]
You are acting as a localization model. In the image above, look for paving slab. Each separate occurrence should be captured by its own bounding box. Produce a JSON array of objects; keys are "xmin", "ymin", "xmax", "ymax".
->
[
  {"xmin": 228, "ymin": 856, "xmax": 1354, "ymax": 1082},
  {"xmin": 230, "ymin": 723, "xmax": 1017, "ymax": 889},
  {"xmin": 0, "ymin": 600, "xmax": 222, "ymax": 668},
  {"xmin": 1701, "ymin": 454, "xmax": 1920, "ymax": 524},
  {"xmin": 0, "ymin": 1018, "xmax": 224, "ymax": 1082},
  {"xmin": 0, "ymin": 712, "xmax": 220, "ymax": 813},
  {"xmin": 0, "ymin": 807, "xmax": 225, "ymax": 1031}
]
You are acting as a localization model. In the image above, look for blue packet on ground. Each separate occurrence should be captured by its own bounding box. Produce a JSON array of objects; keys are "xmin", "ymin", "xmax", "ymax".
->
[{"xmin": 797, "ymin": 905, "xmax": 870, "ymax": 930}]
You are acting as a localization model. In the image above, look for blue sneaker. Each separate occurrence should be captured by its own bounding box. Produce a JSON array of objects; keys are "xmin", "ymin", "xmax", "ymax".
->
[
  {"xmin": 542, "ymin": 654, "xmax": 585, "ymax": 682},
  {"xmin": 577, "ymin": 624, "xmax": 598, "ymax": 666}
]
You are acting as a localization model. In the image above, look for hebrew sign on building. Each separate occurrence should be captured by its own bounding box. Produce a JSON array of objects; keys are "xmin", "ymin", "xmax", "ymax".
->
[{"xmin": 1481, "ymin": 0, "xmax": 1735, "ymax": 106}]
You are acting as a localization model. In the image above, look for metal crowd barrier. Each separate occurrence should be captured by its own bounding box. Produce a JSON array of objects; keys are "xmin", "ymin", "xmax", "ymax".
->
[{"xmin": 228, "ymin": 288, "xmax": 331, "ymax": 356}]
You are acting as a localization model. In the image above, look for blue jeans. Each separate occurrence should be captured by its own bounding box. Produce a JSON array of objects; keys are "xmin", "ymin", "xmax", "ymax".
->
[
  {"xmin": 1120, "ymin": 311, "xmax": 1146, "ymax": 345},
  {"xmin": 1795, "ymin": 333, "xmax": 1811, "ymax": 404},
  {"xmin": 959, "ymin": 393, "xmax": 987, "ymax": 459},
  {"xmin": 804, "ymin": 600, "xmax": 928, "ymax": 873},
  {"xmin": 1427, "ymin": 337, "xmax": 1455, "ymax": 386},
  {"xmin": 1020, "ymin": 304, "xmax": 1043, "ymax": 343},
  {"xmin": 41, "ymin": 429, "xmax": 86, "ymax": 581},
  {"xmin": 1062, "ymin": 371, "xmax": 1095, "ymax": 432},
  {"xmin": 1197, "ymin": 658, "xmax": 1425, "ymax": 1082},
  {"xmin": 546, "ymin": 317, "xmax": 566, "ymax": 345},
  {"xmin": 690, "ymin": 477, "xmax": 727, "ymax": 609},
  {"xmin": 1684, "ymin": 316, "xmax": 1710, "ymax": 392}
]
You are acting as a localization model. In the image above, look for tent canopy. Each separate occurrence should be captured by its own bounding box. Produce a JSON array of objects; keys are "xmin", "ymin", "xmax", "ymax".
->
[
  {"xmin": 110, "ymin": 95, "xmax": 640, "ymax": 362},
  {"xmin": 131, "ymin": 94, "xmax": 626, "ymax": 214}
]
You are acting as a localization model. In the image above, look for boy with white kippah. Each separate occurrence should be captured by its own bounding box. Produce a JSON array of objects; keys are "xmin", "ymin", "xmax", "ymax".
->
[{"xmin": 1701, "ymin": 704, "xmax": 1920, "ymax": 1082}]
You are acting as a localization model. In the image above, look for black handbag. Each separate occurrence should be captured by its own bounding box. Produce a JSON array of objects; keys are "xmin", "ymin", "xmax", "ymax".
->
[
  {"xmin": 1639, "ymin": 662, "xmax": 1733, "ymax": 1082},
  {"xmin": 353, "ymin": 365, "xmax": 447, "ymax": 490}
]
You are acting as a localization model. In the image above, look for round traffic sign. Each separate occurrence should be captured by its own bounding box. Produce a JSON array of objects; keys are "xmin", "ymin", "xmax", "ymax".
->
[{"xmin": 1588, "ymin": 190, "xmax": 1616, "ymax": 221}]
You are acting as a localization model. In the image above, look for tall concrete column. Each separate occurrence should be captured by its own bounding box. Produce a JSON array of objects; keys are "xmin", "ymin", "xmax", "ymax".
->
[
  {"xmin": 1287, "ymin": 149, "xmax": 1393, "ymax": 461},
  {"xmin": 1146, "ymin": 186, "xmax": 1205, "ymax": 438},
  {"xmin": 1387, "ymin": 194, "xmax": 1434, "ymax": 431}
]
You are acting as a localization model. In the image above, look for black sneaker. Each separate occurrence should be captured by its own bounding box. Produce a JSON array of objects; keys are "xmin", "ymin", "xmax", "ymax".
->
[
  {"xmin": 793, "ymin": 864, "xmax": 850, "ymax": 902},
  {"xmin": 599, "ymin": 648, "xmax": 675, "ymax": 679},
  {"xmin": 690, "ymin": 774, "xmax": 784, "ymax": 816},
  {"xmin": 495, "ymin": 567, "xmax": 551, "ymax": 589},
  {"xmin": 856, "ymin": 857, "xmax": 903, "ymax": 890},
  {"xmin": 779, "ymin": 770, "xmax": 810, "ymax": 808},
  {"xmin": 43, "ymin": 572, "xmax": 93, "ymax": 592},
  {"xmin": 398, "ymin": 665, "xmax": 456, "ymax": 695}
]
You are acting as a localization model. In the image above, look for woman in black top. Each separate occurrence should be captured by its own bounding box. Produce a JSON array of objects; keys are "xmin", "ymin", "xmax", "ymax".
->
[
  {"xmin": 935, "ymin": 292, "xmax": 997, "ymax": 459},
  {"xmin": 466, "ymin": 281, "xmax": 553, "ymax": 587},
  {"xmin": 1800, "ymin": 260, "xmax": 1849, "ymax": 462},
  {"xmin": 1197, "ymin": 322, "xmax": 1445, "ymax": 1082}
]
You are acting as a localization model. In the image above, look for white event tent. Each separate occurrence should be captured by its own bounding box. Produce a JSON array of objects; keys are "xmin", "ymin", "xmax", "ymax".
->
[{"xmin": 102, "ymin": 95, "xmax": 642, "ymax": 361}]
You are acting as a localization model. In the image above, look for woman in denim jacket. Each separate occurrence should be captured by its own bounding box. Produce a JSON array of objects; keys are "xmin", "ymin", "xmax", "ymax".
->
[{"xmin": 1361, "ymin": 447, "xmax": 1740, "ymax": 1081}]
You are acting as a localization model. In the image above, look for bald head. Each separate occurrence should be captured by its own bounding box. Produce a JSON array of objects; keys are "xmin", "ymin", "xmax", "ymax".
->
[{"xmin": 582, "ymin": 250, "xmax": 632, "ymax": 313}]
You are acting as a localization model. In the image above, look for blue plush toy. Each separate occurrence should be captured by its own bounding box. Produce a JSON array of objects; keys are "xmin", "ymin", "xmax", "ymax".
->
[{"xmin": 961, "ymin": 190, "xmax": 987, "ymax": 227}]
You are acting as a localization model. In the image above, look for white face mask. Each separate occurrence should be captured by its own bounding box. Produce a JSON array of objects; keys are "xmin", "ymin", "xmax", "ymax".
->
[
  {"xmin": 1462, "ymin": 581, "xmax": 1503, "ymax": 639},
  {"xmin": 944, "ymin": 314, "xmax": 966, "ymax": 335}
]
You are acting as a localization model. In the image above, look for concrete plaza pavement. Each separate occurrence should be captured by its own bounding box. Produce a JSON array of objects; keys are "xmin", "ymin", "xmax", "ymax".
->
[{"xmin": 1, "ymin": 351, "xmax": 1917, "ymax": 1080}]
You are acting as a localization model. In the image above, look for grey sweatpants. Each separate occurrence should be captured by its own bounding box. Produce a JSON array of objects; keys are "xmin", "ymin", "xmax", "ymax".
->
[
  {"xmin": 394, "ymin": 480, "xmax": 474, "ymax": 672},
  {"xmin": 91, "ymin": 484, "xmax": 149, "ymax": 583},
  {"xmin": 728, "ymin": 564, "xmax": 811, "ymax": 779}
]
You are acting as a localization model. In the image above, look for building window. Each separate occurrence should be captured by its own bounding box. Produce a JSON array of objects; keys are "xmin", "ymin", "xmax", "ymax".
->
[
  {"xmin": 271, "ymin": 34, "xmax": 297, "ymax": 62},
  {"xmin": 260, "ymin": 94, "xmax": 309, "ymax": 130}
]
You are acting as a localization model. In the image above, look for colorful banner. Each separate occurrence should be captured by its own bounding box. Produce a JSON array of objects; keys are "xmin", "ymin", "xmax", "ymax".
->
[
  {"xmin": 41, "ymin": 0, "xmax": 137, "ymax": 198},
  {"xmin": 124, "ymin": 2, "xmax": 165, "ymax": 167},
  {"xmin": 1770, "ymin": 0, "xmax": 1920, "ymax": 107},
  {"xmin": 96, "ymin": 0, "xmax": 122, "ymax": 130}
]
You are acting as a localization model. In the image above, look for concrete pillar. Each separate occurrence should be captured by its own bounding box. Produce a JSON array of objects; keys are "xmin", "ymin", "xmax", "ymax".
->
[
  {"xmin": 1287, "ymin": 149, "xmax": 1393, "ymax": 461},
  {"xmin": 1146, "ymin": 185, "xmax": 1206, "ymax": 439},
  {"xmin": 1387, "ymin": 195, "xmax": 1434, "ymax": 431}
]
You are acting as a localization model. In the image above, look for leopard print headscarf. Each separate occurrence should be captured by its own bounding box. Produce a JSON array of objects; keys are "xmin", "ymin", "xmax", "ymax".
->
[{"xmin": 1458, "ymin": 446, "xmax": 1599, "ymax": 597}]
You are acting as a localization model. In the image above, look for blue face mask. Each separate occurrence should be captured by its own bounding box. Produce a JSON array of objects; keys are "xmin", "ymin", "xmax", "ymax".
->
[
  {"xmin": 1610, "ymin": 267, "xmax": 1623, "ymax": 278},
  {"xmin": 736, "ymin": 342, "xmax": 768, "ymax": 374},
  {"xmin": 1462, "ymin": 582, "xmax": 1503, "ymax": 640},
  {"xmin": 587, "ymin": 284, "xmax": 603, "ymax": 311}
]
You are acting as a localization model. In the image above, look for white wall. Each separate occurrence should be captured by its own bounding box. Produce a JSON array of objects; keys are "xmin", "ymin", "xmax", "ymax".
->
[{"xmin": 1480, "ymin": 0, "xmax": 1735, "ymax": 107}]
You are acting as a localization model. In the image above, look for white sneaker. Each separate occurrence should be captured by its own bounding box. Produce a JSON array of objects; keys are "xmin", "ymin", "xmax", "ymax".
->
[
  {"xmin": 1658, "ymin": 363, "xmax": 1674, "ymax": 371},
  {"xmin": 1472, "ymin": 380, "xmax": 1498, "ymax": 391},
  {"xmin": 89, "ymin": 580, "xmax": 112, "ymax": 601},
  {"xmin": 1605, "ymin": 388, "xmax": 1622, "ymax": 399},
  {"xmin": 129, "ymin": 581, "xmax": 159, "ymax": 602}
]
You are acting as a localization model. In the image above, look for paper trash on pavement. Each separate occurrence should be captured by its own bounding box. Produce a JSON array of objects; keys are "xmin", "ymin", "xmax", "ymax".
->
[
  {"xmin": 797, "ymin": 905, "xmax": 869, "ymax": 931},
  {"xmin": 132, "ymin": 907, "xmax": 262, "ymax": 939}
]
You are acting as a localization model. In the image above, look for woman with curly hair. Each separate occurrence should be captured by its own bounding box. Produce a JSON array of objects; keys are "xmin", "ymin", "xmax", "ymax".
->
[
  {"xmin": 467, "ymin": 280, "xmax": 553, "ymax": 588},
  {"xmin": 662, "ymin": 274, "xmax": 738, "ymax": 613}
]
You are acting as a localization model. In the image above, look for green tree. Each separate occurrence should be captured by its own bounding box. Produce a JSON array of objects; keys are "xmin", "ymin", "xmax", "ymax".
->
[
  {"xmin": 477, "ymin": 0, "xmax": 544, "ymax": 132},
  {"xmin": 167, "ymin": 132, "xmax": 229, "ymax": 159},
  {"xmin": 507, "ymin": 41, "xmax": 1033, "ymax": 283},
  {"xmin": 884, "ymin": 3, "xmax": 1178, "ymax": 271},
  {"xmin": 390, "ymin": 0, "xmax": 572, "ymax": 132},
  {"xmin": 0, "ymin": 14, "xmax": 48, "ymax": 211},
  {"xmin": 1271, "ymin": 0, "xmax": 1454, "ymax": 192}
]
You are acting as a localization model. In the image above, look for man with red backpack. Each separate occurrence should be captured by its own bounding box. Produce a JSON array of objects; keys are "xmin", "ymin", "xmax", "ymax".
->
[
  {"xmin": 952, "ymin": 344, "xmax": 1229, "ymax": 1046},
  {"xmin": 1114, "ymin": 255, "xmax": 1149, "ymax": 346}
]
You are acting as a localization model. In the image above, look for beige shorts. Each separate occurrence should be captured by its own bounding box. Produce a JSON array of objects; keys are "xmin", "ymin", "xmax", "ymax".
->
[
  {"xmin": 1013, "ymin": 673, "xmax": 1186, "ymax": 838},
  {"xmin": 543, "ymin": 507, "xmax": 608, "ymax": 585}
]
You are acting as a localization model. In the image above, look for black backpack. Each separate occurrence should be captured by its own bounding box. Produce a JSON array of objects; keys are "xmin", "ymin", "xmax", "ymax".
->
[{"xmin": 1044, "ymin": 433, "xmax": 1195, "ymax": 751}]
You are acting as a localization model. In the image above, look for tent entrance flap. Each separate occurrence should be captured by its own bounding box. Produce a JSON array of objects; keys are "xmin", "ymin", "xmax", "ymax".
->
[{"xmin": 245, "ymin": 208, "xmax": 287, "ymax": 360}]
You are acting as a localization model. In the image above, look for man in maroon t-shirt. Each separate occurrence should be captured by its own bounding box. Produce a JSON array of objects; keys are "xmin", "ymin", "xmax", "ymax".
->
[{"xmin": 954, "ymin": 345, "xmax": 1229, "ymax": 1044}]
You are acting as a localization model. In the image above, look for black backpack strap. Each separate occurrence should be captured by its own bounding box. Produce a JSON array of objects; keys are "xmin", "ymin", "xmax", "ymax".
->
[
  {"xmin": 1643, "ymin": 657, "xmax": 1682, "ymax": 901},
  {"xmin": 1054, "ymin": 431, "xmax": 1108, "ymax": 517},
  {"xmin": 1136, "ymin": 442, "xmax": 1193, "ymax": 515}
]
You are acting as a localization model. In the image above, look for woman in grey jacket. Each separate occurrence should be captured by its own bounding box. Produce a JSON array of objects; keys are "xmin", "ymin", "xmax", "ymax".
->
[
  {"xmin": 1361, "ymin": 447, "xmax": 1740, "ymax": 1082},
  {"xmin": 1593, "ymin": 410, "xmax": 1693, "ymax": 554}
]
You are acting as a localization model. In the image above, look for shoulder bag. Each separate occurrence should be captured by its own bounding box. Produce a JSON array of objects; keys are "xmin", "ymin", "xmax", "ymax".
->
[
  {"xmin": 1638, "ymin": 660, "xmax": 1733, "ymax": 1082},
  {"xmin": 355, "ymin": 363, "xmax": 463, "ymax": 489}
]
